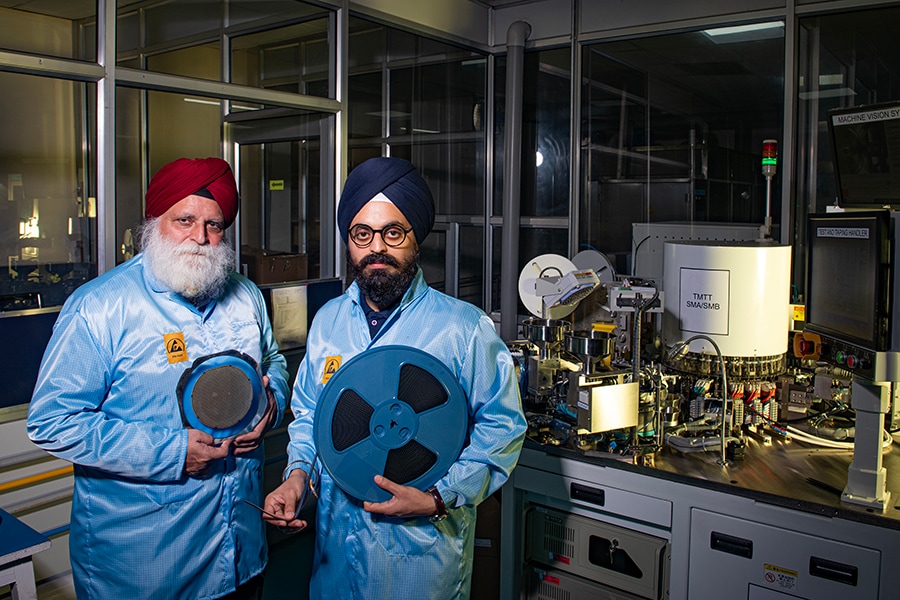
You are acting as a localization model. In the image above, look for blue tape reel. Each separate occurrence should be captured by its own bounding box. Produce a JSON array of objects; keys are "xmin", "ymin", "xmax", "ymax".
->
[
  {"xmin": 177, "ymin": 350, "xmax": 267, "ymax": 441},
  {"xmin": 314, "ymin": 345, "xmax": 468, "ymax": 503}
]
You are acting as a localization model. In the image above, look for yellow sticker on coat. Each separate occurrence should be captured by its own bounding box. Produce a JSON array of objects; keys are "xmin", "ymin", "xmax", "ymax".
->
[
  {"xmin": 322, "ymin": 356, "xmax": 341, "ymax": 384},
  {"xmin": 164, "ymin": 332, "xmax": 189, "ymax": 364}
]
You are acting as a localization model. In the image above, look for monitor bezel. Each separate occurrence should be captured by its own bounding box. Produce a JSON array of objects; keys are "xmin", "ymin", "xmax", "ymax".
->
[
  {"xmin": 804, "ymin": 210, "xmax": 892, "ymax": 352},
  {"xmin": 827, "ymin": 102, "xmax": 900, "ymax": 209}
]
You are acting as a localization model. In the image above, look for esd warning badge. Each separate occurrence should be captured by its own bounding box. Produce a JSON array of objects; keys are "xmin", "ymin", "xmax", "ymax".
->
[
  {"xmin": 322, "ymin": 356, "xmax": 341, "ymax": 384},
  {"xmin": 164, "ymin": 332, "xmax": 189, "ymax": 364}
]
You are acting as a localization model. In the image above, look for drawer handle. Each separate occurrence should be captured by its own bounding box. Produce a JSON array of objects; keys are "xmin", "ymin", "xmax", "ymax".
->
[
  {"xmin": 570, "ymin": 482, "xmax": 605, "ymax": 507},
  {"xmin": 809, "ymin": 556, "xmax": 858, "ymax": 587},
  {"xmin": 710, "ymin": 531, "xmax": 753, "ymax": 558}
]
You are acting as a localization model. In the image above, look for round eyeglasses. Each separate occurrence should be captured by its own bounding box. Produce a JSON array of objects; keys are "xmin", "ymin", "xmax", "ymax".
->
[{"xmin": 348, "ymin": 223, "xmax": 413, "ymax": 248}]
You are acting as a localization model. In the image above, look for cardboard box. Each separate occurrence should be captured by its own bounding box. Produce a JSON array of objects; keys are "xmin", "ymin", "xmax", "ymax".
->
[{"xmin": 241, "ymin": 246, "xmax": 307, "ymax": 284}]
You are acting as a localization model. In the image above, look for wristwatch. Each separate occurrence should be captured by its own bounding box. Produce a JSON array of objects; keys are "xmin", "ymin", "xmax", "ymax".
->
[{"xmin": 426, "ymin": 486, "xmax": 449, "ymax": 523}]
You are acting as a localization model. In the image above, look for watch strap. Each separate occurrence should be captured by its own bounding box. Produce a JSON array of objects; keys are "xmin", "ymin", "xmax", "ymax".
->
[{"xmin": 426, "ymin": 486, "xmax": 448, "ymax": 523}]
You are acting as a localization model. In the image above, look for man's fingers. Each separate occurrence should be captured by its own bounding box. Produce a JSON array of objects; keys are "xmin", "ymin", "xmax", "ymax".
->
[{"xmin": 374, "ymin": 474, "xmax": 400, "ymax": 493}]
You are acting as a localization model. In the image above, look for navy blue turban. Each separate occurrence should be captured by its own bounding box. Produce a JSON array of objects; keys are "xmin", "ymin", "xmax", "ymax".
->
[{"xmin": 337, "ymin": 157, "xmax": 435, "ymax": 245}]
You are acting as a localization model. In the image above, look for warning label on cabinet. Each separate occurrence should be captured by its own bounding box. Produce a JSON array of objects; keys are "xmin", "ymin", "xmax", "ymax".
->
[{"xmin": 763, "ymin": 563, "xmax": 798, "ymax": 592}]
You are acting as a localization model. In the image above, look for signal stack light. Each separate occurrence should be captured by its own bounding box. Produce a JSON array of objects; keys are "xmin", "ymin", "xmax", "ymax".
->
[{"xmin": 761, "ymin": 139, "xmax": 778, "ymax": 238}]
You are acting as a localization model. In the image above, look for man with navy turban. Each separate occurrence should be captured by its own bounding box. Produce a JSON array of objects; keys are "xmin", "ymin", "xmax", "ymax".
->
[
  {"xmin": 264, "ymin": 157, "xmax": 526, "ymax": 599},
  {"xmin": 28, "ymin": 157, "xmax": 289, "ymax": 600}
]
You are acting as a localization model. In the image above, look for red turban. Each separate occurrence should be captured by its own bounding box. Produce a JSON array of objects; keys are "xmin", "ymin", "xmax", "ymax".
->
[{"xmin": 145, "ymin": 157, "xmax": 239, "ymax": 227}]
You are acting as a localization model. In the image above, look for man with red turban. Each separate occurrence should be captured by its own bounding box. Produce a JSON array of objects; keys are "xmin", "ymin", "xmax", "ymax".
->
[{"xmin": 28, "ymin": 157, "xmax": 288, "ymax": 600}]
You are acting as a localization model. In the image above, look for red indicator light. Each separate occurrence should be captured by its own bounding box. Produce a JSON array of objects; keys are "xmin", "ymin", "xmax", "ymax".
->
[{"xmin": 762, "ymin": 139, "xmax": 778, "ymax": 177}]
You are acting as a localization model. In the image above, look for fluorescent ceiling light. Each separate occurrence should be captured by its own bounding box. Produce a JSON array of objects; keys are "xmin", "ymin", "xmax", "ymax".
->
[
  {"xmin": 799, "ymin": 88, "xmax": 857, "ymax": 100},
  {"xmin": 183, "ymin": 97, "xmax": 260, "ymax": 111},
  {"xmin": 703, "ymin": 22, "xmax": 784, "ymax": 37},
  {"xmin": 365, "ymin": 110, "xmax": 412, "ymax": 118},
  {"xmin": 819, "ymin": 74, "xmax": 844, "ymax": 86}
]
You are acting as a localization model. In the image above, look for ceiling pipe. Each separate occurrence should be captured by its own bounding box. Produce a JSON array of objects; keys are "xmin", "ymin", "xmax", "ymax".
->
[{"xmin": 500, "ymin": 20, "xmax": 531, "ymax": 341}]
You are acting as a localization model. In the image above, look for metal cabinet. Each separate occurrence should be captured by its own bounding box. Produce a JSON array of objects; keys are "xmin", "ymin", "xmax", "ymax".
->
[
  {"xmin": 502, "ymin": 448, "xmax": 900, "ymax": 600},
  {"xmin": 687, "ymin": 508, "xmax": 881, "ymax": 599}
]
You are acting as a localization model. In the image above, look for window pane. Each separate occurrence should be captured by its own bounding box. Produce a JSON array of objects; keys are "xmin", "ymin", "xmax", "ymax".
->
[
  {"xmin": 494, "ymin": 48, "xmax": 571, "ymax": 218},
  {"xmin": 0, "ymin": 72, "xmax": 96, "ymax": 310},
  {"xmin": 459, "ymin": 224, "xmax": 485, "ymax": 307},
  {"xmin": 795, "ymin": 5, "xmax": 900, "ymax": 298},
  {"xmin": 346, "ymin": 17, "xmax": 488, "ymax": 304},
  {"xmin": 147, "ymin": 91, "xmax": 222, "ymax": 173},
  {"xmin": 122, "ymin": 0, "xmax": 331, "ymax": 90},
  {"xmin": 238, "ymin": 140, "xmax": 323, "ymax": 281},
  {"xmin": 114, "ymin": 88, "xmax": 221, "ymax": 268},
  {"xmin": 491, "ymin": 227, "xmax": 568, "ymax": 313},
  {"xmin": 231, "ymin": 18, "xmax": 332, "ymax": 99},
  {"xmin": 116, "ymin": 9, "xmax": 139, "ymax": 57},
  {"xmin": 0, "ymin": 2, "xmax": 96, "ymax": 61},
  {"xmin": 115, "ymin": 87, "xmax": 142, "ymax": 266},
  {"xmin": 580, "ymin": 24, "xmax": 785, "ymax": 272},
  {"xmin": 147, "ymin": 43, "xmax": 221, "ymax": 81},
  {"xmin": 230, "ymin": 111, "xmax": 334, "ymax": 282},
  {"xmin": 391, "ymin": 142, "xmax": 484, "ymax": 217},
  {"xmin": 143, "ymin": 0, "xmax": 221, "ymax": 47}
]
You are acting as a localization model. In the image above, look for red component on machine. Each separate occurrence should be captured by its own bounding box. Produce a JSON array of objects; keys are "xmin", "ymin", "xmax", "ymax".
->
[{"xmin": 762, "ymin": 139, "xmax": 778, "ymax": 178}]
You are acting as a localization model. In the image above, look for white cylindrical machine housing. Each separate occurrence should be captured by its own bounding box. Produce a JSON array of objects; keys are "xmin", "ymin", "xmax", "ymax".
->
[{"xmin": 662, "ymin": 241, "xmax": 792, "ymax": 357}]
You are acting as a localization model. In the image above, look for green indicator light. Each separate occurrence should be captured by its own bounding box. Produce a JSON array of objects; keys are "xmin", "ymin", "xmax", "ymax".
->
[{"xmin": 762, "ymin": 158, "xmax": 777, "ymax": 165}]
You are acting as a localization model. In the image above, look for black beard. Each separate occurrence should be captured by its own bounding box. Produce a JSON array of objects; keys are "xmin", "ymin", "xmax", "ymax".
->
[{"xmin": 348, "ymin": 250, "xmax": 418, "ymax": 308}]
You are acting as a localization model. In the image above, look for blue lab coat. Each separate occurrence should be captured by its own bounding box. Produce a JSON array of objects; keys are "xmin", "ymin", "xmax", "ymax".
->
[
  {"xmin": 27, "ymin": 253, "xmax": 289, "ymax": 600},
  {"xmin": 287, "ymin": 268, "xmax": 526, "ymax": 599}
]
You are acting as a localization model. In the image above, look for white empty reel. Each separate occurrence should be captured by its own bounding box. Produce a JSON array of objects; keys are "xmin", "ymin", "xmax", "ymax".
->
[{"xmin": 517, "ymin": 253, "xmax": 579, "ymax": 318}]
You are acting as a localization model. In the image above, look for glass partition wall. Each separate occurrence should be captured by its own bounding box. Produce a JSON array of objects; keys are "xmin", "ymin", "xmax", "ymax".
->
[
  {"xmin": 794, "ymin": 4, "xmax": 900, "ymax": 299},
  {"xmin": 579, "ymin": 23, "xmax": 786, "ymax": 277},
  {"xmin": 0, "ymin": 73, "xmax": 95, "ymax": 311},
  {"xmin": 3, "ymin": 0, "xmax": 900, "ymax": 328},
  {"xmin": 116, "ymin": 0, "xmax": 337, "ymax": 282},
  {"xmin": 0, "ymin": 2, "xmax": 97, "ymax": 313},
  {"xmin": 492, "ymin": 47, "xmax": 572, "ymax": 314},
  {"xmin": 0, "ymin": 0, "xmax": 340, "ymax": 316},
  {"xmin": 346, "ymin": 17, "xmax": 489, "ymax": 307}
]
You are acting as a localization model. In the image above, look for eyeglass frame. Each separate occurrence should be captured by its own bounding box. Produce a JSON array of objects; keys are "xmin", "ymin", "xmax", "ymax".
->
[{"xmin": 347, "ymin": 223, "xmax": 414, "ymax": 248}]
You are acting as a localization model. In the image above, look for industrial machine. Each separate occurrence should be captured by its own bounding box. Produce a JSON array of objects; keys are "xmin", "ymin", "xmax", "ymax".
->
[
  {"xmin": 505, "ymin": 108, "xmax": 900, "ymax": 599},
  {"xmin": 510, "ymin": 237, "xmax": 800, "ymax": 459},
  {"xmin": 506, "ymin": 238, "xmax": 900, "ymax": 599}
]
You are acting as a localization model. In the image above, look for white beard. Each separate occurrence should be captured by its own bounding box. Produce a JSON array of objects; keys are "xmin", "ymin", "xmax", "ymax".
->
[{"xmin": 140, "ymin": 219, "xmax": 234, "ymax": 304}]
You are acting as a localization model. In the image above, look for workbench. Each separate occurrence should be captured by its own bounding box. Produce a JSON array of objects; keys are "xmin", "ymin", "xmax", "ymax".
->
[
  {"xmin": 0, "ymin": 508, "xmax": 51, "ymax": 600},
  {"xmin": 500, "ymin": 436, "xmax": 900, "ymax": 599}
]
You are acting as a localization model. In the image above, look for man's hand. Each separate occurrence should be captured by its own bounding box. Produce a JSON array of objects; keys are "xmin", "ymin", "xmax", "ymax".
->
[
  {"xmin": 184, "ymin": 429, "xmax": 231, "ymax": 476},
  {"xmin": 362, "ymin": 474, "xmax": 438, "ymax": 518},
  {"xmin": 233, "ymin": 375, "xmax": 279, "ymax": 455},
  {"xmin": 263, "ymin": 469, "xmax": 309, "ymax": 531}
]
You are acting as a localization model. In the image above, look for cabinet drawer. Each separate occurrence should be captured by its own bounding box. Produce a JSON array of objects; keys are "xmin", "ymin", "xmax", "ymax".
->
[
  {"xmin": 524, "ymin": 564, "xmax": 646, "ymax": 600},
  {"xmin": 515, "ymin": 466, "xmax": 673, "ymax": 528},
  {"xmin": 526, "ymin": 504, "xmax": 669, "ymax": 599},
  {"xmin": 688, "ymin": 508, "xmax": 880, "ymax": 599}
]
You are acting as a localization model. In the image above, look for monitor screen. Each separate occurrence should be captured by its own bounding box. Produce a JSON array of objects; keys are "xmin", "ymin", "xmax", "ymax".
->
[
  {"xmin": 259, "ymin": 277, "xmax": 343, "ymax": 351},
  {"xmin": 828, "ymin": 102, "xmax": 900, "ymax": 208},
  {"xmin": 0, "ymin": 308, "xmax": 59, "ymax": 409},
  {"xmin": 805, "ymin": 211, "xmax": 891, "ymax": 351}
]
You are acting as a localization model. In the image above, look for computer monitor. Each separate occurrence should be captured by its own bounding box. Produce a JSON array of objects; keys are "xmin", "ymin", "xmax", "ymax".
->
[
  {"xmin": 259, "ymin": 277, "xmax": 343, "ymax": 351},
  {"xmin": 827, "ymin": 102, "xmax": 900, "ymax": 208},
  {"xmin": 805, "ymin": 211, "xmax": 895, "ymax": 371}
]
